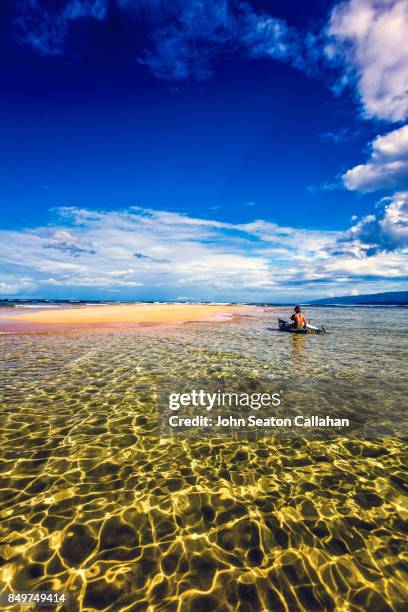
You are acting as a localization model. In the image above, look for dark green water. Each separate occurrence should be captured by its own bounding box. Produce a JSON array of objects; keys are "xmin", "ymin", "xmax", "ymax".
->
[{"xmin": 0, "ymin": 307, "xmax": 407, "ymax": 610}]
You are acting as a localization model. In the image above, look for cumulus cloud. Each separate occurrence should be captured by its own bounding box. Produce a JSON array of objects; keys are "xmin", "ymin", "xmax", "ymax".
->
[
  {"xmin": 343, "ymin": 124, "xmax": 408, "ymax": 191},
  {"xmin": 339, "ymin": 191, "xmax": 408, "ymax": 255},
  {"xmin": 0, "ymin": 277, "xmax": 35, "ymax": 295},
  {"xmin": 0, "ymin": 205, "xmax": 406, "ymax": 300},
  {"xmin": 326, "ymin": 0, "xmax": 408, "ymax": 121}
]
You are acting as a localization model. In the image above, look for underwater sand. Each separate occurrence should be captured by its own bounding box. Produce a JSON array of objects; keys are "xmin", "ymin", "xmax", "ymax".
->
[{"xmin": 0, "ymin": 307, "xmax": 407, "ymax": 610}]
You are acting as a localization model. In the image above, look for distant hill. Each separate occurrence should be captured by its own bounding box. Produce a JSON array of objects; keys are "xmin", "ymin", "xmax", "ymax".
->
[{"xmin": 311, "ymin": 291, "xmax": 408, "ymax": 305}]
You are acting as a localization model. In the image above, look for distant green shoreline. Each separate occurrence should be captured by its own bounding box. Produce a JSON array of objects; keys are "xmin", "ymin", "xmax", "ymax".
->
[{"xmin": 311, "ymin": 289, "xmax": 408, "ymax": 306}]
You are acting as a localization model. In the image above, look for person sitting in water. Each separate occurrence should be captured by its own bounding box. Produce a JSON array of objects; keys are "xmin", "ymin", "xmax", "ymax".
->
[{"xmin": 291, "ymin": 305, "xmax": 307, "ymax": 329}]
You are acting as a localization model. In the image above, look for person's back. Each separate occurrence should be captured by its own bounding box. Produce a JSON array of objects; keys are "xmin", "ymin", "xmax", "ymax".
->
[{"xmin": 291, "ymin": 305, "xmax": 306, "ymax": 329}]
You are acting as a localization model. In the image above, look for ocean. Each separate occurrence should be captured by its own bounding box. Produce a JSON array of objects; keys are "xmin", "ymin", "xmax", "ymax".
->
[{"xmin": 0, "ymin": 306, "xmax": 407, "ymax": 609}]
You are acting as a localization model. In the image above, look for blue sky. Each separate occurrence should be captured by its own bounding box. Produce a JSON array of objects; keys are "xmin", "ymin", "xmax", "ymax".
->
[{"xmin": 0, "ymin": 0, "xmax": 407, "ymax": 301}]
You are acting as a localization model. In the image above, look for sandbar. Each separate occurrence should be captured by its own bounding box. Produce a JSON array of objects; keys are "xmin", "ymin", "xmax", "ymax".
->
[{"xmin": 6, "ymin": 303, "xmax": 253, "ymax": 329}]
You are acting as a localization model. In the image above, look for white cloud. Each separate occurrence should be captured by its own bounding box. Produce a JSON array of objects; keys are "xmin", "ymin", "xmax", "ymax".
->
[
  {"xmin": 0, "ymin": 205, "xmax": 406, "ymax": 301},
  {"xmin": 341, "ymin": 191, "xmax": 408, "ymax": 254},
  {"xmin": 0, "ymin": 276, "xmax": 35, "ymax": 295},
  {"xmin": 343, "ymin": 124, "xmax": 408, "ymax": 191},
  {"xmin": 326, "ymin": 0, "xmax": 408, "ymax": 121},
  {"xmin": 42, "ymin": 229, "xmax": 97, "ymax": 255}
]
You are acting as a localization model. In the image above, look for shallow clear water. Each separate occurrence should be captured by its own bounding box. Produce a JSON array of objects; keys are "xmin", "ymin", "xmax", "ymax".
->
[{"xmin": 0, "ymin": 307, "xmax": 407, "ymax": 610}]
